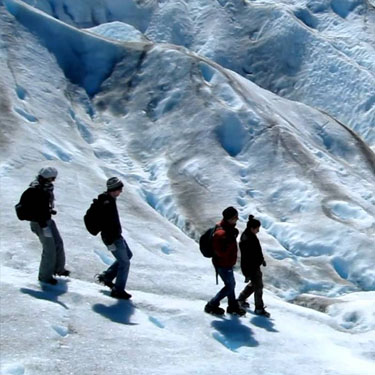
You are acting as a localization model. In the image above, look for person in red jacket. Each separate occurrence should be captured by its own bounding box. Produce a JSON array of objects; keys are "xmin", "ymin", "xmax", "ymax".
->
[{"xmin": 204, "ymin": 207, "xmax": 246, "ymax": 316}]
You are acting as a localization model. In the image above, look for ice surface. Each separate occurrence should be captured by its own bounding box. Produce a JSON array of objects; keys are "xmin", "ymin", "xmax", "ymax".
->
[
  {"xmin": 1, "ymin": 0, "xmax": 374, "ymax": 374},
  {"xmin": 85, "ymin": 21, "xmax": 149, "ymax": 43},
  {"xmin": 29, "ymin": 0, "xmax": 374, "ymax": 147}
]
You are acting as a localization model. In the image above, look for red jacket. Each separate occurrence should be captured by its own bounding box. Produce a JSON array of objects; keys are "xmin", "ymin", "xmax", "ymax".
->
[{"xmin": 212, "ymin": 220, "xmax": 239, "ymax": 268}]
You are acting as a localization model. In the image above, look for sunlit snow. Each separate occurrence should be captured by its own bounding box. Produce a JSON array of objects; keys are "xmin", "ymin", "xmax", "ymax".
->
[{"xmin": 0, "ymin": 0, "xmax": 374, "ymax": 374}]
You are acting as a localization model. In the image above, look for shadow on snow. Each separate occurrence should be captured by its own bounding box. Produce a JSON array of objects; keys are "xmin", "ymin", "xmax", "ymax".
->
[
  {"xmin": 92, "ymin": 290, "xmax": 137, "ymax": 325},
  {"xmin": 250, "ymin": 315, "xmax": 278, "ymax": 332},
  {"xmin": 211, "ymin": 315, "xmax": 259, "ymax": 351},
  {"xmin": 20, "ymin": 279, "xmax": 69, "ymax": 309}
]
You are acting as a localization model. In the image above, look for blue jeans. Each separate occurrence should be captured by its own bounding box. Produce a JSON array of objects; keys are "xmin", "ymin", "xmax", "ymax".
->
[
  {"xmin": 209, "ymin": 267, "xmax": 236, "ymax": 307},
  {"xmin": 103, "ymin": 237, "xmax": 133, "ymax": 291}
]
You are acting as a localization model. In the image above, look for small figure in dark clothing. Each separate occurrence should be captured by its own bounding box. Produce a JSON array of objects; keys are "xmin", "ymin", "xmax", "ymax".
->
[
  {"xmin": 19, "ymin": 167, "xmax": 70, "ymax": 285},
  {"xmin": 96, "ymin": 177, "xmax": 133, "ymax": 300},
  {"xmin": 238, "ymin": 215, "xmax": 270, "ymax": 317}
]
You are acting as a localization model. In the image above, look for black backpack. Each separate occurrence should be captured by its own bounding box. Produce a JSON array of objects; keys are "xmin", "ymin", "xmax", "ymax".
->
[
  {"xmin": 15, "ymin": 201, "xmax": 29, "ymax": 221},
  {"xmin": 15, "ymin": 189, "xmax": 34, "ymax": 221},
  {"xmin": 84, "ymin": 199, "xmax": 103, "ymax": 236},
  {"xmin": 199, "ymin": 226, "xmax": 218, "ymax": 258}
]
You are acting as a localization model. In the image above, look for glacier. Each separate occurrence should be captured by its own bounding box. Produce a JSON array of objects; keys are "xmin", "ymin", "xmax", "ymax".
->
[{"xmin": 0, "ymin": 0, "xmax": 374, "ymax": 374}]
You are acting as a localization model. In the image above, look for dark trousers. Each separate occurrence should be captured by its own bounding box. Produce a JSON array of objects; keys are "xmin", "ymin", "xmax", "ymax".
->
[
  {"xmin": 238, "ymin": 268, "xmax": 264, "ymax": 310},
  {"xmin": 209, "ymin": 267, "xmax": 237, "ymax": 308}
]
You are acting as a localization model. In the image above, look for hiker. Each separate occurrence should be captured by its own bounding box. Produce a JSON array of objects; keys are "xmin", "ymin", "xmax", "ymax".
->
[
  {"xmin": 204, "ymin": 207, "xmax": 246, "ymax": 316},
  {"xmin": 238, "ymin": 215, "xmax": 270, "ymax": 317},
  {"xmin": 95, "ymin": 177, "xmax": 133, "ymax": 300},
  {"xmin": 20, "ymin": 167, "xmax": 69, "ymax": 285}
]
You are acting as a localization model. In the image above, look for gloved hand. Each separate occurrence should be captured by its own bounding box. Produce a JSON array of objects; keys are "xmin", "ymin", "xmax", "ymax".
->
[
  {"xmin": 244, "ymin": 276, "xmax": 250, "ymax": 283},
  {"xmin": 262, "ymin": 260, "xmax": 267, "ymax": 267},
  {"xmin": 107, "ymin": 243, "xmax": 117, "ymax": 252},
  {"xmin": 42, "ymin": 226, "xmax": 53, "ymax": 238},
  {"xmin": 51, "ymin": 210, "xmax": 57, "ymax": 215}
]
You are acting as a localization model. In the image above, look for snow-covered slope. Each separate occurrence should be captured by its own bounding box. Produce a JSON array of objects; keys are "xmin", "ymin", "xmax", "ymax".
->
[
  {"xmin": 18, "ymin": 0, "xmax": 375, "ymax": 148},
  {"xmin": 3, "ymin": 0, "xmax": 374, "ymax": 292},
  {"xmin": 0, "ymin": 0, "xmax": 374, "ymax": 374},
  {"xmin": 1, "ymin": 265, "xmax": 374, "ymax": 375}
]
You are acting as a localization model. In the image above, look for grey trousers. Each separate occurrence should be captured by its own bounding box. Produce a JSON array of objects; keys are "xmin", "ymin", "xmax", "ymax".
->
[
  {"xmin": 238, "ymin": 268, "xmax": 264, "ymax": 310},
  {"xmin": 30, "ymin": 219, "xmax": 66, "ymax": 281}
]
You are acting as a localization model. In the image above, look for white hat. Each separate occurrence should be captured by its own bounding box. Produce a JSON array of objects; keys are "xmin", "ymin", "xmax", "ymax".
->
[{"xmin": 38, "ymin": 167, "xmax": 58, "ymax": 179}]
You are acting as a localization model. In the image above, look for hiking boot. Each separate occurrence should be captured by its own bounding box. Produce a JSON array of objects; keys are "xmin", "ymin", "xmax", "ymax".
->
[
  {"xmin": 39, "ymin": 277, "xmax": 58, "ymax": 285},
  {"xmin": 55, "ymin": 269, "xmax": 71, "ymax": 277},
  {"xmin": 238, "ymin": 299, "xmax": 250, "ymax": 308},
  {"xmin": 96, "ymin": 273, "xmax": 114, "ymax": 289},
  {"xmin": 226, "ymin": 304, "xmax": 246, "ymax": 316},
  {"xmin": 204, "ymin": 302, "xmax": 225, "ymax": 316},
  {"xmin": 254, "ymin": 308, "xmax": 271, "ymax": 318},
  {"xmin": 110, "ymin": 289, "xmax": 132, "ymax": 300}
]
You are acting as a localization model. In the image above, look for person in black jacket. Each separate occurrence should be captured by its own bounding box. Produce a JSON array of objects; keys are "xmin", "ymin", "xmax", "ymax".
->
[
  {"xmin": 238, "ymin": 215, "xmax": 270, "ymax": 317},
  {"xmin": 96, "ymin": 177, "xmax": 133, "ymax": 300},
  {"xmin": 20, "ymin": 167, "xmax": 69, "ymax": 285}
]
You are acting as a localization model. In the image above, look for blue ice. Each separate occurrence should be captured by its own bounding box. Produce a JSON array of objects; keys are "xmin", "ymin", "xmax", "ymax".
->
[
  {"xmin": 15, "ymin": 85, "xmax": 27, "ymax": 100},
  {"xmin": 14, "ymin": 107, "xmax": 38, "ymax": 122},
  {"xmin": 149, "ymin": 316, "xmax": 165, "ymax": 328},
  {"xmin": 215, "ymin": 113, "xmax": 247, "ymax": 156}
]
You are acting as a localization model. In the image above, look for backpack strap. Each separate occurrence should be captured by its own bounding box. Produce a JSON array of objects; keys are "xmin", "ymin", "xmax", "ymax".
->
[{"xmin": 212, "ymin": 225, "xmax": 221, "ymax": 285}]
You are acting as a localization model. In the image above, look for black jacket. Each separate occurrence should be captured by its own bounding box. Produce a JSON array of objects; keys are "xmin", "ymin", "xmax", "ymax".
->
[
  {"xmin": 239, "ymin": 229, "xmax": 264, "ymax": 277},
  {"xmin": 98, "ymin": 192, "xmax": 122, "ymax": 245},
  {"xmin": 20, "ymin": 182, "xmax": 53, "ymax": 227}
]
